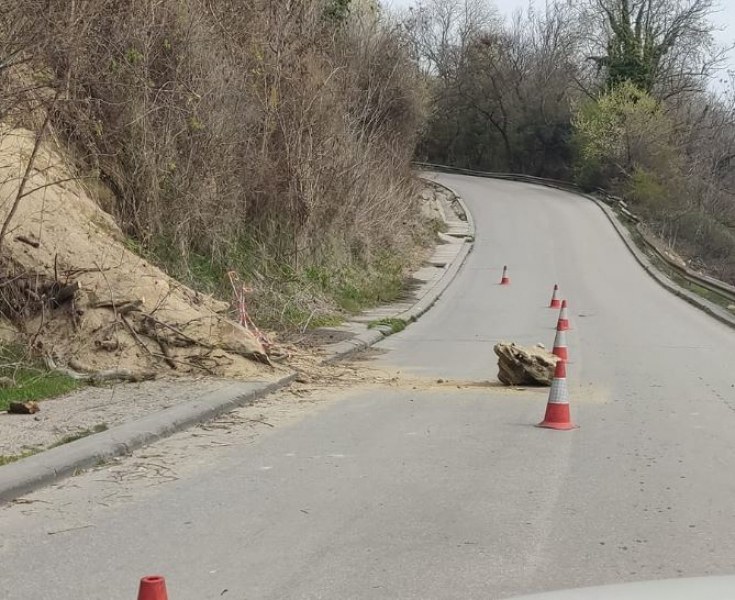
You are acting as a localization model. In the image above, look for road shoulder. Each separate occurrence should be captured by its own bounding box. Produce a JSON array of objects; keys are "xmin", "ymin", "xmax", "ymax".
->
[{"xmin": 0, "ymin": 179, "xmax": 475, "ymax": 504}]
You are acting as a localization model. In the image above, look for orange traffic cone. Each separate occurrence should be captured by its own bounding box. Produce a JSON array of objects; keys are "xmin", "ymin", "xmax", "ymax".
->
[
  {"xmin": 549, "ymin": 284, "xmax": 561, "ymax": 308},
  {"xmin": 500, "ymin": 265, "xmax": 510, "ymax": 285},
  {"xmin": 556, "ymin": 299, "xmax": 570, "ymax": 331},
  {"xmin": 138, "ymin": 576, "xmax": 169, "ymax": 600},
  {"xmin": 538, "ymin": 360, "xmax": 576, "ymax": 430},
  {"xmin": 552, "ymin": 328, "xmax": 568, "ymax": 360}
]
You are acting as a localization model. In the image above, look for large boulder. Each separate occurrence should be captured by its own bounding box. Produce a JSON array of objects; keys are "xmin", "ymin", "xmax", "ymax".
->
[{"xmin": 494, "ymin": 342, "xmax": 559, "ymax": 386}]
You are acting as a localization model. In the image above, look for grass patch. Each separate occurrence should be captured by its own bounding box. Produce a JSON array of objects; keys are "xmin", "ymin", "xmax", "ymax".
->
[
  {"xmin": 0, "ymin": 450, "xmax": 38, "ymax": 466},
  {"xmin": 368, "ymin": 317, "xmax": 408, "ymax": 334},
  {"xmin": 143, "ymin": 233, "xmax": 415, "ymax": 332},
  {"xmin": 668, "ymin": 271, "xmax": 732, "ymax": 309},
  {"xmin": 48, "ymin": 423, "xmax": 109, "ymax": 449},
  {"xmin": 0, "ymin": 347, "xmax": 83, "ymax": 412}
]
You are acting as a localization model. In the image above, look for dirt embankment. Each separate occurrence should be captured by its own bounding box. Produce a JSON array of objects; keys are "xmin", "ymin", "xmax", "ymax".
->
[{"xmin": 0, "ymin": 128, "xmax": 275, "ymax": 380}]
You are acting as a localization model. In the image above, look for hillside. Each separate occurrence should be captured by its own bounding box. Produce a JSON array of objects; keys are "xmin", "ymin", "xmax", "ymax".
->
[
  {"xmin": 0, "ymin": 128, "xmax": 268, "ymax": 378},
  {"xmin": 0, "ymin": 0, "xmax": 430, "ymax": 380}
]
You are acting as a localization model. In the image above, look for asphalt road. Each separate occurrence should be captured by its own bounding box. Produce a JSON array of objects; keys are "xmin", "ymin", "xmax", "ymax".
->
[{"xmin": 2, "ymin": 174, "xmax": 735, "ymax": 599}]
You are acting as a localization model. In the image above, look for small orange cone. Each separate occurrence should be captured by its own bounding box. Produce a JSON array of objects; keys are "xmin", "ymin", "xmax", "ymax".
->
[
  {"xmin": 552, "ymin": 328, "xmax": 568, "ymax": 360},
  {"xmin": 500, "ymin": 265, "xmax": 510, "ymax": 285},
  {"xmin": 138, "ymin": 575, "xmax": 169, "ymax": 600},
  {"xmin": 549, "ymin": 284, "xmax": 561, "ymax": 308},
  {"xmin": 556, "ymin": 299, "xmax": 570, "ymax": 331},
  {"xmin": 538, "ymin": 360, "xmax": 576, "ymax": 430}
]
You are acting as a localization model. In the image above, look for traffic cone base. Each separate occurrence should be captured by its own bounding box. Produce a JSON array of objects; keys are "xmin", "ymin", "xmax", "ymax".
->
[
  {"xmin": 538, "ymin": 402, "xmax": 576, "ymax": 430},
  {"xmin": 138, "ymin": 575, "xmax": 169, "ymax": 600}
]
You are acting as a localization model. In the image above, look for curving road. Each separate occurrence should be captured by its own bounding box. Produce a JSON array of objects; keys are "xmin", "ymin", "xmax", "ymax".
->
[{"xmin": 1, "ymin": 174, "xmax": 735, "ymax": 599}]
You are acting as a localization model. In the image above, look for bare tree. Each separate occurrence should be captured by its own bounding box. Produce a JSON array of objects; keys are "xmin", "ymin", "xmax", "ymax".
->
[
  {"xmin": 402, "ymin": 0, "xmax": 497, "ymax": 80},
  {"xmin": 410, "ymin": 0, "xmax": 580, "ymax": 176}
]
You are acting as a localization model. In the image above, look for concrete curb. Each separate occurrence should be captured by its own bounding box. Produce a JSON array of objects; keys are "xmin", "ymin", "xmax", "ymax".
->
[
  {"xmin": 590, "ymin": 197, "xmax": 735, "ymax": 330},
  {"xmin": 0, "ymin": 180, "xmax": 476, "ymax": 503},
  {"xmin": 0, "ymin": 376, "xmax": 297, "ymax": 503},
  {"xmin": 322, "ymin": 179, "xmax": 475, "ymax": 362}
]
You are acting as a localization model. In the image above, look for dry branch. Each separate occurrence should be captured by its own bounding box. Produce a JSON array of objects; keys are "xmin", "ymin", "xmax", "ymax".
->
[
  {"xmin": 15, "ymin": 235, "xmax": 39, "ymax": 248},
  {"xmin": 0, "ymin": 94, "xmax": 57, "ymax": 255}
]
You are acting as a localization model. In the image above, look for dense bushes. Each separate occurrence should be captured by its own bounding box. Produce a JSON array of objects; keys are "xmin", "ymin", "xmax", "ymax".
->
[
  {"xmin": 411, "ymin": 1, "xmax": 578, "ymax": 178},
  {"xmin": 571, "ymin": 80, "xmax": 735, "ymax": 282},
  {"xmin": 2, "ymin": 0, "xmax": 428, "ymax": 327}
]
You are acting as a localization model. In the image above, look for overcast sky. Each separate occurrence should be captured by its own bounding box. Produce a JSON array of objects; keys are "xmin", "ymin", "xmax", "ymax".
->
[{"xmin": 383, "ymin": 0, "xmax": 735, "ymax": 74}]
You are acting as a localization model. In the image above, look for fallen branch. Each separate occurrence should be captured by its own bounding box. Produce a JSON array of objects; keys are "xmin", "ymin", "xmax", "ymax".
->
[
  {"xmin": 0, "ymin": 96, "xmax": 56, "ymax": 256},
  {"xmin": 92, "ymin": 299, "xmax": 144, "ymax": 315},
  {"xmin": 88, "ymin": 368, "xmax": 156, "ymax": 384},
  {"xmin": 121, "ymin": 313, "xmax": 157, "ymax": 361},
  {"xmin": 156, "ymin": 338, "xmax": 177, "ymax": 369},
  {"xmin": 150, "ymin": 352, "xmax": 214, "ymax": 373},
  {"xmin": 142, "ymin": 313, "xmax": 209, "ymax": 348},
  {"xmin": 14, "ymin": 235, "xmax": 40, "ymax": 248},
  {"xmin": 48, "ymin": 281, "xmax": 80, "ymax": 306},
  {"xmin": 46, "ymin": 356, "xmax": 156, "ymax": 383}
]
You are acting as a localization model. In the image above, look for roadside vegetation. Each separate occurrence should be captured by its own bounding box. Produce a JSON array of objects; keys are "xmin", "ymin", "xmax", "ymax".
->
[
  {"xmin": 0, "ymin": 347, "xmax": 81, "ymax": 411},
  {"xmin": 0, "ymin": 0, "xmax": 428, "ymax": 336},
  {"xmin": 0, "ymin": 0, "xmax": 436, "ymax": 399},
  {"xmin": 368, "ymin": 317, "xmax": 408, "ymax": 334},
  {"xmin": 1, "ymin": 0, "xmax": 733, "ymax": 404},
  {"xmin": 404, "ymin": 0, "xmax": 735, "ymax": 285}
]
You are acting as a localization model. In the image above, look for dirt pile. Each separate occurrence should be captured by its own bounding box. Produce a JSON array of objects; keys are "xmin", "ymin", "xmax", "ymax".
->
[{"xmin": 0, "ymin": 128, "xmax": 273, "ymax": 379}]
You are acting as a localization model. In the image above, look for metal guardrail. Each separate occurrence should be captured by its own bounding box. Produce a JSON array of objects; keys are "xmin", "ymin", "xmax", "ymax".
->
[
  {"xmin": 415, "ymin": 162, "xmax": 735, "ymax": 307},
  {"xmin": 635, "ymin": 231, "xmax": 735, "ymax": 303}
]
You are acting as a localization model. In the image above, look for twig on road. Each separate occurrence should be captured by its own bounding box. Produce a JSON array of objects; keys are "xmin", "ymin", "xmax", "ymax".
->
[{"xmin": 47, "ymin": 524, "xmax": 94, "ymax": 536}]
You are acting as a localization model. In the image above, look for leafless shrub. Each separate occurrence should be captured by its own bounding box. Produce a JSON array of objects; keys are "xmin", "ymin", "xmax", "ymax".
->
[{"xmin": 2, "ymin": 0, "xmax": 425, "ymax": 305}]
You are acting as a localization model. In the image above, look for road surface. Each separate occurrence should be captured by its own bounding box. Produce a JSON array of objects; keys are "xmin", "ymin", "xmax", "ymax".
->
[{"xmin": 1, "ymin": 174, "xmax": 734, "ymax": 599}]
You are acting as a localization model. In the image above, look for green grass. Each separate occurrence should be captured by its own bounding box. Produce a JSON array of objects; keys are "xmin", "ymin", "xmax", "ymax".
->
[
  {"xmin": 141, "ymin": 233, "xmax": 414, "ymax": 332},
  {"xmin": 368, "ymin": 317, "xmax": 408, "ymax": 334},
  {"xmin": 0, "ymin": 348, "xmax": 83, "ymax": 412},
  {"xmin": 0, "ymin": 450, "xmax": 38, "ymax": 466}
]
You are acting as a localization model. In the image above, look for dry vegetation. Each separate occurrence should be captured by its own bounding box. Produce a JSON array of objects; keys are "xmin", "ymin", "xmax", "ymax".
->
[{"xmin": 0, "ymin": 0, "xmax": 431, "ymax": 386}]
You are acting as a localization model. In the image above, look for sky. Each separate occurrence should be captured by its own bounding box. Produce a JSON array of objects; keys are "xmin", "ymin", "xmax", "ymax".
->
[{"xmin": 383, "ymin": 0, "xmax": 735, "ymax": 74}]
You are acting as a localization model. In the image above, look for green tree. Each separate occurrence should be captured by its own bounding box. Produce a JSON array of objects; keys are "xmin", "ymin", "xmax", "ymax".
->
[
  {"xmin": 585, "ymin": 0, "xmax": 719, "ymax": 97},
  {"xmin": 572, "ymin": 81, "xmax": 679, "ymax": 190},
  {"xmin": 325, "ymin": 0, "xmax": 353, "ymax": 22}
]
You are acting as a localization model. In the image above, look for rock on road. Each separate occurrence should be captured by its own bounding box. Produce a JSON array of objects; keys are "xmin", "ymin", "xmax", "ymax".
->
[{"xmin": 1, "ymin": 174, "xmax": 735, "ymax": 599}]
